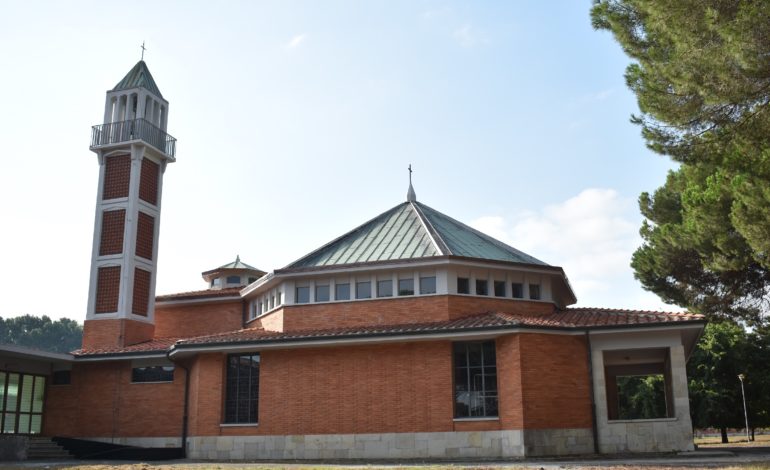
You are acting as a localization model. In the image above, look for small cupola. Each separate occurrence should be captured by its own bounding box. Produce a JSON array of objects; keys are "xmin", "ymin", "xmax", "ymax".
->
[{"xmin": 201, "ymin": 256, "xmax": 266, "ymax": 289}]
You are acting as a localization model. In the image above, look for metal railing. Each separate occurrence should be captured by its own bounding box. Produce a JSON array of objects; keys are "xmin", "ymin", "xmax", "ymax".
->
[{"xmin": 90, "ymin": 118, "xmax": 177, "ymax": 158}]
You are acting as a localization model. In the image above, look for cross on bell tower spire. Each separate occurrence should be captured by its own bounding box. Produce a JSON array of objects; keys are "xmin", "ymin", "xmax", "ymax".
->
[
  {"xmin": 406, "ymin": 164, "xmax": 417, "ymax": 202},
  {"xmin": 140, "ymin": 41, "xmax": 147, "ymax": 60}
]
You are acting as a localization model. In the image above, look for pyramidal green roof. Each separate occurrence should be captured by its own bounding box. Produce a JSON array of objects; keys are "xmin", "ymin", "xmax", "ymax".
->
[
  {"xmin": 284, "ymin": 201, "xmax": 547, "ymax": 269},
  {"xmin": 113, "ymin": 60, "xmax": 163, "ymax": 98},
  {"xmin": 218, "ymin": 255, "xmax": 259, "ymax": 271}
]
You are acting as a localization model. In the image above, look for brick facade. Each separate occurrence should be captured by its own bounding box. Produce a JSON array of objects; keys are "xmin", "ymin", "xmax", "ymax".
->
[
  {"xmin": 94, "ymin": 266, "xmax": 121, "ymax": 313},
  {"xmin": 132, "ymin": 268, "xmax": 152, "ymax": 316},
  {"xmin": 102, "ymin": 154, "xmax": 131, "ymax": 200},
  {"xmin": 99, "ymin": 209, "xmax": 125, "ymax": 256},
  {"xmin": 154, "ymin": 300, "xmax": 244, "ymax": 338},
  {"xmin": 135, "ymin": 212, "xmax": 155, "ymax": 260},
  {"xmin": 81, "ymin": 319, "xmax": 155, "ymax": 350},
  {"xmin": 139, "ymin": 158, "xmax": 159, "ymax": 205}
]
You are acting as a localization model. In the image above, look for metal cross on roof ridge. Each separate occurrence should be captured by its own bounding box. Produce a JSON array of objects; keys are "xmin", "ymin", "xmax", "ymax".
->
[{"xmin": 141, "ymin": 41, "xmax": 147, "ymax": 61}]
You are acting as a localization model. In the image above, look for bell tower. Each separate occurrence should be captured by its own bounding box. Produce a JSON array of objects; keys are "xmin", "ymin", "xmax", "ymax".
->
[{"xmin": 83, "ymin": 60, "xmax": 177, "ymax": 349}]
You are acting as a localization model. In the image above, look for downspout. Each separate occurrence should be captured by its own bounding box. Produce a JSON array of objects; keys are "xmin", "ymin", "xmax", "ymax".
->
[
  {"xmin": 166, "ymin": 348, "xmax": 190, "ymax": 458},
  {"xmin": 585, "ymin": 330, "xmax": 600, "ymax": 454}
]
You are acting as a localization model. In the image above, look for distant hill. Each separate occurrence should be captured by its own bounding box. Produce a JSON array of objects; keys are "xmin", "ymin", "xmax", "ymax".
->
[{"xmin": 0, "ymin": 315, "xmax": 82, "ymax": 354}]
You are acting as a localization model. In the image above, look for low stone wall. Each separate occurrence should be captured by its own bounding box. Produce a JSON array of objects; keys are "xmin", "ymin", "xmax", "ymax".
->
[
  {"xmin": 0, "ymin": 436, "xmax": 28, "ymax": 461},
  {"xmin": 187, "ymin": 430, "xmax": 525, "ymax": 459},
  {"xmin": 598, "ymin": 418, "xmax": 695, "ymax": 453},
  {"xmin": 523, "ymin": 428, "xmax": 594, "ymax": 456}
]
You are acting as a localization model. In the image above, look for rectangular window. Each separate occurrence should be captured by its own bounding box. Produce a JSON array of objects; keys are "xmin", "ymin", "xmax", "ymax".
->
[
  {"xmin": 453, "ymin": 341, "xmax": 498, "ymax": 418},
  {"xmin": 316, "ymin": 285, "xmax": 330, "ymax": 302},
  {"xmin": 356, "ymin": 281, "xmax": 371, "ymax": 299},
  {"xmin": 226, "ymin": 275, "xmax": 241, "ymax": 284},
  {"xmin": 0, "ymin": 373, "xmax": 46, "ymax": 434},
  {"xmin": 269, "ymin": 295, "xmax": 275, "ymax": 309},
  {"xmin": 475, "ymin": 279, "xmax": 488, "ymax": 296},
  {"xmin": 224, "ymin": 353, "xmax": 260, "ymax": 424},
  {"xmin": 132, "ymin": 365, "xmax": 174, "ymax": 383},
  {"xmin": 529, "ymin": 284, "xmax": 541, "ymax": 300},
  {"xmin": 398, "ymin": 278, "xmax": 414, "ymax": 296},
  {"xmin": 277, "ymin": 292, "xmax": 282, "ymax": 305},
  {"xmin": 457, "ymin": 277, "xmax": 470, "ymax": 294},
  {"xmin": 296, "ymin": 286, "xmax": 310, "ymax": 304},
  {"xmin": 377, "ymin": 280, "xmax": 393, "ymax": 297},
  {"xmin": 494, "ymin": 280, "xmax": 506, "ymax": 297},
  {"xmin": 511, "ymin": 283, "xmax": 523, "ymax": 298},
  {"xmin": 420, "ymin": 276, "xmax": 436, "ymax": 295},
  {"xmin": 335, "ymin": 283, "xmax": 350, "ymax": 300},
  {"xmin": 255, "ymin": 301, "xmax": 262, "ymax": 318}
]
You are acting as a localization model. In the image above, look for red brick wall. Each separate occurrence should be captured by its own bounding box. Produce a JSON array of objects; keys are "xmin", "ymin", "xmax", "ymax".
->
[
  {"xmin": 99, "ymin": 209, "xmax": 125, "ymax": 256},
  {"xmin": 44, "ymin": 361, "xmax": 184, "ymax": 438},
  {"xmin": 132, "ymin": 268, "xmax": 152, "ymax": 316},
  {"xmin": 447, "ymin": 296, "xmax": 555, "ymax": 318},
  {"xmin": 252, "ymin": 295, "xmax": 556, "ymax": 332},
  {"xmin": 497, "ymin": 334, "xmax": 524, "ymax": 429},
  {"xmin": 95, "ymin": 266, "xmax": 121, "ymax": 314},
  {"xmin": 190, "ymin": 342, "xmax": 456, "ymax": 436},
  {"xmin": 82, "ymin": 319, "xmax": 155, "ymax": 349},
  {"xmin": 135, "ymin": 212, "xmax": 155, "ymax": 260},
  {"xmin": 154, "ymin": 300, "xmax": 244, "ymax": 338},
  {"xmin": 139, "ymin": 158, "xmax": 159, "ymax": 205},
  {"xmin": 103, "ymin": 155, "xmax": 131, "ymax": 200},
  {"xmin": 518, "ymin": 333, "xmax": 592, "ymax": 429}
]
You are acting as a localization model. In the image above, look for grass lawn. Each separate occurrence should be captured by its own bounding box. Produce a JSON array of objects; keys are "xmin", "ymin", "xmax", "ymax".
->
[{"xmin": 695, "ymin": 433, "xmax": 770, "ymax": 447}]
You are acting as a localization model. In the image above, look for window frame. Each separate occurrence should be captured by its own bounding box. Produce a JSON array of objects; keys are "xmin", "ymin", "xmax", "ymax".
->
[
  {"xmin": 452, "ymin": 341, "xmax": 499, "ymax": 419},
  {"xmin": 419, "ymin": 276, "xmax": 437, "ymax": 295},
  {"xmin": 457, "ymin": 277, "xmax": 470, "ymax": 295},
  {"xmin": 223, "ymin": 353, "xmax": 260, "ymax": 424},
  {"xmin": 398, "ymin": 278, "xmax": 414, "ymax": 296},
  {"xmin": 131, "ymin": 365, "xmax": 175, "ymax": 384}
]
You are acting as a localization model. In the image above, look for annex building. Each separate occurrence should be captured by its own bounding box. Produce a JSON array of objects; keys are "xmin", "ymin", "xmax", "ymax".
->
[{"xmin": 0, "ymin": 61, "xmax": 705, "ymax": 460}]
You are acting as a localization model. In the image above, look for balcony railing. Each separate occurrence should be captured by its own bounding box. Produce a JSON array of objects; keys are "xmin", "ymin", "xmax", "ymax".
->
[{"xmin": 90, "ymin": 118, "xmax": 177, "ymax": 158}]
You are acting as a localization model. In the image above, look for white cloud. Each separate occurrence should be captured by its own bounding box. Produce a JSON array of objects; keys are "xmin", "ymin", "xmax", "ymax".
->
[
  {"xmin": 470, "ymin": 188, "xmax": 678, "ymax": 311},
  {"xmin": 286, "ymin": 34, "xmax": 307, "ymax": 49},
  {"xmin": 453, "ymin": 24, "xmax": 489, "ymax": 48}
]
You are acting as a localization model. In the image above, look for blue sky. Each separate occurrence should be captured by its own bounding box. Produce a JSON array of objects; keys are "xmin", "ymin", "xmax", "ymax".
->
[{"xmin": 0, "ymin": 1, "xmax": 680, "ymax": 320}]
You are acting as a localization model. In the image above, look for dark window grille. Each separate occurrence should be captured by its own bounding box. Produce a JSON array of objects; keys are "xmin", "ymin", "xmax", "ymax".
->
[
  {"xmin": 494, "ymin": 281, "xmax": 506, "ymax": 297},
  {"xmin": 453, "ymin": 341, "xmax": 498, "ymax": 418},
  {"xmin": 511, "ymin": 283, "xmax": 523, "ymax": 298},
  {"xmin": 457, "ymin": 277, "xmax": 470, "ymax": 294},
  {"xmin": 420, "ymin": 276, "xmax": 436, "ymax": 294},
  {"xmin": 224, "ymin": 353, "xmax": 260, "ymax": 424},
  {"xmin": 226, "ymin": 276, "xmax": 241, "ymax": 284},
  {"xmin": 529, "ymin": 284, "xmax": 541, "ymax": 300},
  {"xmin": 398, "ymin": 279, "xmax": 414, "ymax": 296},
  {"xmin": 131, "ymin": 366, "xmax": 174, "ymax": 383},
  {"xmin": 475, "ymin": 279, "xmax": 488, "ymax": 296}
]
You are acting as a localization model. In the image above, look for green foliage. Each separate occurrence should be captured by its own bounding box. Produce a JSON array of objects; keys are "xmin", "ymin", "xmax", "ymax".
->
[
  {"xmin": 0, "ymin": 315, "xmax": 82, "ymax": 354},
  {"xmin": 617, "ymin": 374, "xmax": 667, "ymax": 420},
  {"xmin": 592, "ymin": 0, "xmax": 770, "ymax": 321},
  {"xmin": 687, "ymin": 321, "xmax": 770, "ymax": 431}
]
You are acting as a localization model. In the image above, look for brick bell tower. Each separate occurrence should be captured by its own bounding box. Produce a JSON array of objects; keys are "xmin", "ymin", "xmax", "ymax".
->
[{"xmin": 82, "ymin": 60, "xmax": 176, "ymax": 349}]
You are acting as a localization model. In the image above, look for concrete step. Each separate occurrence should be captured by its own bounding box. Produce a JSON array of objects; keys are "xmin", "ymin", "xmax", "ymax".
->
[{"xmin": 27, "ymin": 437, "xmax": 72, "ymax": 459}]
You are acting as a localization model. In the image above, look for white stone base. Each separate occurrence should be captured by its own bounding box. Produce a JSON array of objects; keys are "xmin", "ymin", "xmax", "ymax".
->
[
  {"xmin": 523, "ymin": 428, "xmax": 594, "ymax": 456},
  {"xmin": 187, "ymin": 430, "xmax": 525, "ymax": 460},
  {"xmin": 598, "ymin": 418, "xmax": 695, "ymax": 453}
]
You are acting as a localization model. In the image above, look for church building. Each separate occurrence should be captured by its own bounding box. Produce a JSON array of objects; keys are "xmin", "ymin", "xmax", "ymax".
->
[{"xmin": 0, "ymin": 60, "xmax": 705, "ymax": 460}]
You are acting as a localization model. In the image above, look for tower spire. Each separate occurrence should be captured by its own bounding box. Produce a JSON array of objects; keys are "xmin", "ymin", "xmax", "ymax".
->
[
  {"xmin": 140, "ymin": 41, "xmax": 147, "ymax": 61},
  {"xmin": 406, "ymin": 164, "xmax": 417, "ymax": 202}
]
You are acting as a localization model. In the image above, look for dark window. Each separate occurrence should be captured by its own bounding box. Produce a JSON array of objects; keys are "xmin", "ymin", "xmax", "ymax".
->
[
  {"xmin": 226, "ymin": 275, "xmax": 241, "ymax": 284},
  {"xmin": 269, "ymin": 296, "xmax": 275, "ymax": 309},
  {"xmin": 420, "ymin": 276, "xmax": 436, "ymax": 294},
  {"xmin": 248, "ymin": 277, "xmax": 257, "ymax": 284},
  {"xmin": 494, "ymin": 281, "xmax": 506, "ymax": 297},
  {"xmin": 52, "ymin": 370, "xmax": 71, "ymax": 386},
  {"xmin": 457, "ymin": 277, "xmax": 470, "ymax": 294},
  {"xmin": 132, "ymin": 365, "xmax": 174, "ymax": 383},
  {"xmin": 316, "ymin": 285, "xmax": 330, "ymax": 302},
  {"xmin": 398, "ymin": 278, "xmax": 414, "ymax": 296},
  {"xmin": 529, "ymin": 284, "xmax": 541, "ymax": 300},
  {"xmin": 377, "ymin": 280, "xmax": 393, "ymax": 297},
  {"xmin": 224, "ymin": 353, "xmax": 260, "ymax": 424},
  {"xmin": 335, "ymin": 283, "xmax": 350, "ymax": 300},
  {"xmin": 511, "ymin": 283, "xmax": 523, "ymax": 298},
  {"xmin": 277, "ymin": 292, "xmax": 282, "ymax": 305},
  {"xmin": 453, "ymin": 341, "xmax": 498, "ymax": 418},
  {"xmin": 475, "ymin": 279, "xmax": 488, "ymax": 296},
  {"xmin": 296, "ymin": 286, "xmax": 310, "ymax": 304},
  {"xmin": 212, "ymin": 278, "xmax": 221, "ymax": 287},
  {"xmin": 356, "ymin": 281, "xmax": 371, "ymax": 299}
]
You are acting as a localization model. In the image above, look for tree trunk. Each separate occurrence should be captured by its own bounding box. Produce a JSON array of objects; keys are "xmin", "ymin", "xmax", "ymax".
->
[
  {"xmin": 721, "ymin": 426, "xmax": 728, "ymax": 443},
  {"xmin": 751, "ymin": 427, "xmax": 755, "ymax": 442}
]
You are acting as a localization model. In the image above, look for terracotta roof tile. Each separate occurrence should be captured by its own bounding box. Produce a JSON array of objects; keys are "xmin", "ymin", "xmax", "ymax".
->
[
  {"xmin": 72, "ymin": 308, "xmax": 705, "ymax": 356},
  {"xmin": 175, "ymin": 308, "xmax": 704, "ymax": 348},
  {"xmin": 73, "ymin": 337, "xmax": 179, "ymax": 356},
  {"xmin": 155, "ymin": 286, "xmax": 243, "ymax": 302}
]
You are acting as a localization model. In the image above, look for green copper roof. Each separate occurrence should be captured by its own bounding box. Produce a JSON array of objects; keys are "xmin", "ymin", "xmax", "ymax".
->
[
  {"xmin": 113, "ymin": 60, "xmax": 163, "ymax": 98},
  {"xmin": 285, "ymin": 201, "xmax": 547, "ymax": 269},
  {"xmin": 218, "ymin": 255, "xmax": 259, "ymax": 271}
]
